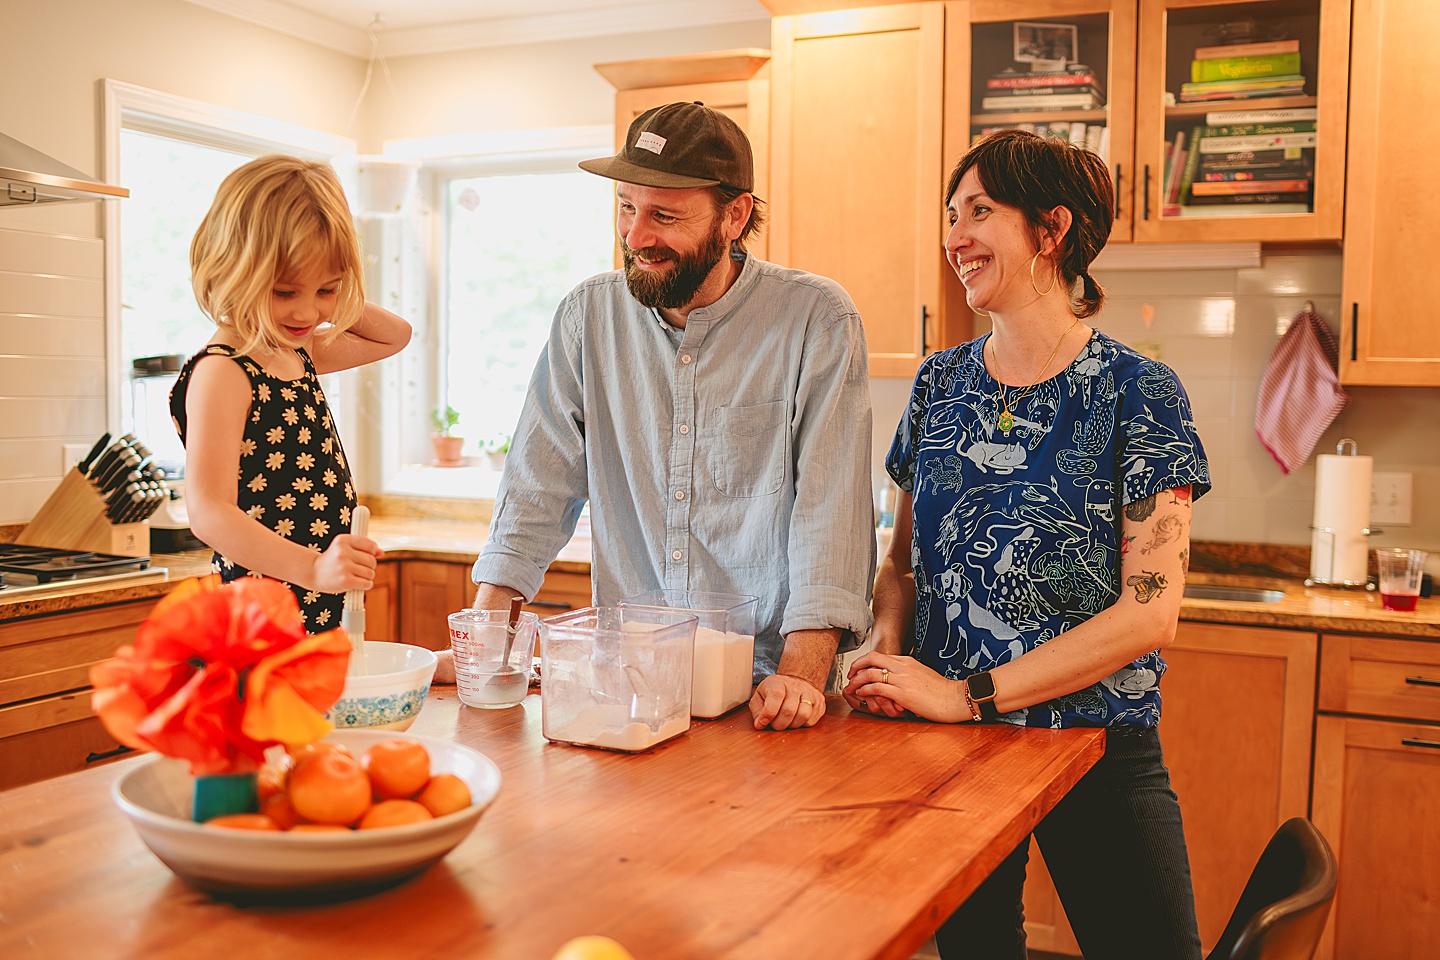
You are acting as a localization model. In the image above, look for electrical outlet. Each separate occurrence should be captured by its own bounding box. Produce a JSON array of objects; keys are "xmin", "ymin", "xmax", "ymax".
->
[
  {"xmin": 62, "ymin": 443, "xmax": 90, "ymax": 473},
  {"xmin": 1371, "ymin": 471, "xmax": 1413, "ymax": 526}
]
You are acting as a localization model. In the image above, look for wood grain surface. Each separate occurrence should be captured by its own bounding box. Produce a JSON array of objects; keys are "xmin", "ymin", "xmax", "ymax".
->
[{"xmin": 0, "ymin": 691, "xmax": 1103, "ymax": 960}]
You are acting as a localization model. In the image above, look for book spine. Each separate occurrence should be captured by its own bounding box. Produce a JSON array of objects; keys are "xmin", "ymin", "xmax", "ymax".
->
[
  {"xmin": 1163, "ymin": 131, "xmax": 1186, "ymax": 205},
  {"xmin": 1084, "ymin": 124, "xmax": 1104, "ymax": 154},
  {"xmin": 981, "ymin": 94, "xmax": 1100, "ymax": 111},
  {"xmin": 1190, "ymin": 178, "xmax": 1312, "ymax": 195},
  {"xmin": 1186, "ymin": 191, "xmax": 1311, "ymax": 205},
  {"xmin": 1205, "ymin": 107, "xmax": 1318, "ymax": 124},
  {"xmin": 1192, "ymin": 39, "xmax": 1300, "ymax": 60},
  {"xmin": 1200, "ymin": 149, "xmax": 1304, "ymax": 166},
  {"xmin": 1198, "ymin": 132, "xmax": 1317, "ymax": 153},
  {"xmin": 1191, "ymin": 52, "xmax": 1302, "ymax": 83},
  {"xmin": 987, "ymin": 74, "xmax": 1098, "ymax": 89},
  {"xmin": 1200, "ymin": 165, "xmax": 1314, "ymax": 181},
  {"xmin": 989, "ymin": 85, "xmax": 1102, "ymax": 98},
  {"xmin": 1200, "ymin": 121, "xmax": 1316, "ymax": 137},
  {"xmin": 1177, "ymin": 125, "xmax": 1202, "ymax": 205},
  {"xmin": 1181, "ymin": 75, "xmax": 1305, "ymax": 93}
]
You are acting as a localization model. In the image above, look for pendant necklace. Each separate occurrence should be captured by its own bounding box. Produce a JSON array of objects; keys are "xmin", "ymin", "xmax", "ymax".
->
[{"xmin": 990, "ymin": 317, "xmax": 1081, "ymax": 433}]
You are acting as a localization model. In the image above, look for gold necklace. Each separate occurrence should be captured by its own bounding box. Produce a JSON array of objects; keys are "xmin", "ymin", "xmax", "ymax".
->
[{"xmin": 990, "ymin": 317, "xmax": 1080, "ymax": 433}]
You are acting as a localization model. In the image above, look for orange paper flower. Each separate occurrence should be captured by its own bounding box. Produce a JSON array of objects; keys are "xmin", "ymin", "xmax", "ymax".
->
[{"xmin": 91, "ymin": 575, "xmax": 351, "ymax": 775}]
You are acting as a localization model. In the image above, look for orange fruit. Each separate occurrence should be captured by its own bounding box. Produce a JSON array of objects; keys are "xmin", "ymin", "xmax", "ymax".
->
[
  {"xmin": 290, "ymin": 823, "xmax": 351, "ymax": 833},
  {"xmin": 364, "ymin": 740, "xmax": 431, "ymax": 800},
  {"xmin": 288, "ymin": 741, "xmax": 351, "ymax": 764},
  {"xmin": 205, "ymin": 813, "xmax": 282, "ymax": 831},
  {"xmin": 260, "ymin": 791, "xmax": 302, "ymax": 830},
  {"xmin": 257, "ymin": 762, "xmax": 289, "ymax": 803},
  {"xmin": 288, "ymin": 750, "xmax": 372, "ymax": 825},
  {"xmin": 415, "ymin": 773, "xmax": 472, "ymax": 818},
  {"xmin": 357, "ymin": 799, "xmax": 434, "ymax": 830}
]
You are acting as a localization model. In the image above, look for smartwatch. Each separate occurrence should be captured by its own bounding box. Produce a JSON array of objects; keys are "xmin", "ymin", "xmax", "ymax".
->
[{"xmin": 966, "ymin": 671, "xmax": 1000, "ymax": 721}]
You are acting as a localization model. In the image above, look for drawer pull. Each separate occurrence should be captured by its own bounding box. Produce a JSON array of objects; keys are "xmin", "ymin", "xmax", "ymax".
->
[
  {"xmin": 85, "ymin": 745, "xmax": 136, "ymax": 764},
  {"xmin": 1401, "ymin": 738, "xmax": 1440, "ymax": 750},
  {"xmin": 527, "ymin": 600, "xmax": 573, "ymax": 609},
  {"xmin": 1404, "ymin": 676, "xmax": 1440, "ymax": 688}
]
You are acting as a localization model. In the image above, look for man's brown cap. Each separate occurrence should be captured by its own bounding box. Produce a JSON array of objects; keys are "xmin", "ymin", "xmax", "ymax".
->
[{"xmin": 579, "ymin": 101, "xmax": 753, "ymax": 193}]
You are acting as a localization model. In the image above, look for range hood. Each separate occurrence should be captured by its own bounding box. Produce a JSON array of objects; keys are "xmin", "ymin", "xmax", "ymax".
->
[{"xmin": 0, "ymin": 131, "xmax": 128, "ymax": 207}]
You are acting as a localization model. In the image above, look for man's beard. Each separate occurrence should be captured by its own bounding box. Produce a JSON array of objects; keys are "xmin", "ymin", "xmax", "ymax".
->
[{"xmin": 622, "ymin": 223, "xmax": 729, "ymax": 310}]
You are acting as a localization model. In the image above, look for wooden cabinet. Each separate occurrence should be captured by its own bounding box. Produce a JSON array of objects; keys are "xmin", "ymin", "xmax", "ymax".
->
[
  {"xmin": 1023, "ymin": 621, "xmax": 1318, "ymax": 955},
  {"xmin": 596, "ymin": 49, "xmax": 772, "ymax": 261},
  {"xmin": 1338, "ymin": 0, "xmax": 1440, "ymax": 385},
  {"xmin": 1312, "ymin": 633, "xmax": 1440, "ymax": 959},
  {"xmin": 366, "ymin": 559, "xmax": 399, "ymax": 643},
  {"xmin": 0, "ymin": 599, "xmax": 159, "ymax": 790},
  {"xmin": 524, "ymin": 570, "xmax": 594, "ymax": 618},
  {"xmin": 398, "ymin": 560, "xmax": 474, "ymax": 650},
  {"xmin": 771, "ymin": 4, "xmax": 947, "ymax": 377}
]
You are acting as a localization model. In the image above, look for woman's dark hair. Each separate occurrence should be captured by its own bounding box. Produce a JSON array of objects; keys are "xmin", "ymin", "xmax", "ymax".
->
[{"xmin": 945, "ymin": 130, "xmax": 1114, "ymax": 318}]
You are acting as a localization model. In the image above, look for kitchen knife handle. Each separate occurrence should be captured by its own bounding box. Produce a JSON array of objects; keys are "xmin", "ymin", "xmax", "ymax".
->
[{"xmin": 78, "ymin": 433, "xmax": 111, "ymax": 474}]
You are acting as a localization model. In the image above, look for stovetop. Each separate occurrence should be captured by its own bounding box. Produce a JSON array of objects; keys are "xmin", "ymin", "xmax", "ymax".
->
[{"xmin": 0, "ymin": 543, "xmax": 151, "ymax": 586}]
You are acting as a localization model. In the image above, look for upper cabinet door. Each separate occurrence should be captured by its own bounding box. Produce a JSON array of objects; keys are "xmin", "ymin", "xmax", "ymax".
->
[
  {"xmin": 945, "ymin": 0, "xmax": 1139, "ymax": 244},
  {"xmin": 771, "ymin": 4, "xmax": 946, "ymax": 378},
  {"xmin": 1133, "ymin": 0, "xmax": 1350, "ymax": 242},
  {"xmin": 1339, "ymin": 0, "xmax": 1440, "ymax": 386}
]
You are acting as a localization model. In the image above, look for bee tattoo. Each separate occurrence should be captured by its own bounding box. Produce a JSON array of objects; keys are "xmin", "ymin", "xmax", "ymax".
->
[{"xmin": 1127, "ymin": 569, "xmax": 1168, "ymax": 604}]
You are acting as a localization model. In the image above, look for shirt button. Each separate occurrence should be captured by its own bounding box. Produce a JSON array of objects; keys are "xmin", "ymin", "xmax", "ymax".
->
[
  {"xmin": 675, "ymin": 490, "xmax": 685, "ymax": 501},
  {"xmin": 672, "ymin": 550, "xmax": 683, "ymax": 561},
  {"xmin": 681, "ymin": 354, "xmax": 693, "ymax": 364},
  {"xmin": 679, "ymin": 424, "xmax": 690, "ymax": 435}
]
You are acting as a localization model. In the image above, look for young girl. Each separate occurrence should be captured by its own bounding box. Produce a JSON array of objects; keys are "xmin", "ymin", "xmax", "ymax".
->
[{"xmin": 170, "ymin": 155, "xmax": 412, "ymax": 632}]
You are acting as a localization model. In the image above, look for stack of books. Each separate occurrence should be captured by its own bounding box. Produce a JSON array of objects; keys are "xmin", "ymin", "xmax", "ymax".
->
[
  {"xmin": 979, "ymin": 66, "xmax": 1106, "ymax": 113},
  {"xmin": 1179, "ymin": 39, "xmax": 1306, "ymax": 102},
  {"xmin": 972, "ymin": 120, "xmax": 1107, "ymax": 155},
  {"xmin": 1161, "ymin": 108, "xmax": 1317, "ymax": 216}
]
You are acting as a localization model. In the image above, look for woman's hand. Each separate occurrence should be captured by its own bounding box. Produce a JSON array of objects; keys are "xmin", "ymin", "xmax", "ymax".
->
[
  {"xmin": 308, "ymin": 534, "xmax": 381, "ymax": 594},
  {"xmin": 843, "ymin": 652, "xmax": 972, "ymax": 724}
]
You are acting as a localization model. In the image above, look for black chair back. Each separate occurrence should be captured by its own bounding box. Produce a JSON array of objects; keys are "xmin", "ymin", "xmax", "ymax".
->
[{"xmin": 1205, "ymin": 817, "xmax": 1338, "ymax": 960}]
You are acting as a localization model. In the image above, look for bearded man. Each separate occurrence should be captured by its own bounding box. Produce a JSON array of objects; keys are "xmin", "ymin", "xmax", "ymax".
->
[{"xmin": 442, "ymin": 102, "xmax": 875, "ymax": 731}]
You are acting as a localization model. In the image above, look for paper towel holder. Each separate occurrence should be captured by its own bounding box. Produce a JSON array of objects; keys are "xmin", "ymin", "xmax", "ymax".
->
[{"xmin": 1305, "ymin": 438, "xmax": 1379, "ymax": 589}]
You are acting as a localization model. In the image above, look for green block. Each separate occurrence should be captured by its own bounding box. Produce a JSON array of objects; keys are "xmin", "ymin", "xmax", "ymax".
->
[{"xmin": 192, "ymin": 772, "xmax": 258, "ymax": 823}]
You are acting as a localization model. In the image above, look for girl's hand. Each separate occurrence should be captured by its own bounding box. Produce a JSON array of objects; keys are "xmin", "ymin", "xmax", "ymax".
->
[
  {"xmin": 843, "ymin": 652, "xmax": 971, "ymax": 724},
  {"xmin": 309, "ymin": 534, "xmax": 382, "ymax": 594}
]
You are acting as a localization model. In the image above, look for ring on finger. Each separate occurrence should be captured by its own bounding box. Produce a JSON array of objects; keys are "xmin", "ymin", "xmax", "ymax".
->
[
  {"xmin": 800, "ymin": 698, "xmax": 813, "ymax": 707},
  {"xmin": 881, "ymin": 668, "xmax": 890, "ymax": 683}
]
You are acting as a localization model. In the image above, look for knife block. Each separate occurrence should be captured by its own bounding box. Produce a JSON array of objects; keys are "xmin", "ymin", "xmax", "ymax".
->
[{"xmin": 15, "ymin": 467, "xmax": 149, "ymax": 557}]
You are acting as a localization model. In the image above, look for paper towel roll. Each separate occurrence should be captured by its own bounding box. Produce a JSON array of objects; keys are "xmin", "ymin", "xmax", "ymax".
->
[{"xmin": 1311, "ymin": 449, "xmax": 1372, "ymax": 584}]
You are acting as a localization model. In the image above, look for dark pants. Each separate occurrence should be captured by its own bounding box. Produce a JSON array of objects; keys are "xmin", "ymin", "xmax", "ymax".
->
[{"xmin": 935, "ymin": 726, "xmax": 1202, "ymax": 960}]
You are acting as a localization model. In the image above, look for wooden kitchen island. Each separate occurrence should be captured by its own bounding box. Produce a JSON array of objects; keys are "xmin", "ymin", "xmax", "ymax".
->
[{"xmin": 0, "ymin": 689, "xmax": 1102, "ymax": 960}]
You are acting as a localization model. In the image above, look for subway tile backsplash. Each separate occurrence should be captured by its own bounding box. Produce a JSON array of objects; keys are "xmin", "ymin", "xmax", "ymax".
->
[{"xmin": 870, "ymin": 252, "xmax": 1440, "ymax": 556}]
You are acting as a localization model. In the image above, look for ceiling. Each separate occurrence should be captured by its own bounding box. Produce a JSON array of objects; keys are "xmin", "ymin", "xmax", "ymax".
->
[{"xmin": 181, "ymin": 0, "xmax": 771, "ymax": 58}]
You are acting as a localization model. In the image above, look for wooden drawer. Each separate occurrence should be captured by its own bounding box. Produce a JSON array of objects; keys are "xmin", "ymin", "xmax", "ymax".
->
[
  {"xmin": 1319, "ymin": 634, "xmax": 1440, "ymax": 723},
  {"xmin": 0, "ymin": 599, "xmax": 158, "ymax": 706},
  {"xmin": 0, "ymin": 692, "xmax": 134, "ymax": 791},
  {"xmin": 524, "ymin": 571, "xmax": 592, "ymax": 619}
]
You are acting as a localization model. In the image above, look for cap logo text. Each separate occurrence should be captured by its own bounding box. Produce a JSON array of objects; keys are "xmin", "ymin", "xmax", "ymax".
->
[{"xmin": 635, "ymin": 132, "xmax": 667, "ymax": 155}]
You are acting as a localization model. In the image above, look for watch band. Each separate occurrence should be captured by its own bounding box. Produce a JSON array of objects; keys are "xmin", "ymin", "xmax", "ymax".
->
[
  {"xmin": 966, "ymin": 671, "xmax": 1000, "ymax": 721},
  {"xmin": 960, "ymin": 680, "xmax": 983, "ymax": 722}
]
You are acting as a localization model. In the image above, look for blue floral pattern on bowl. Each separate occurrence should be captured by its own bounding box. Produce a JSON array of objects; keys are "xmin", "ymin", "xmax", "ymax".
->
[{"xmin": 327, "ymin": 683, "xmax": 432, "ymax": 729}]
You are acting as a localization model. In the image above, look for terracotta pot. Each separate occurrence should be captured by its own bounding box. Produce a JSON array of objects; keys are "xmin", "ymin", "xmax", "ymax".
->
[{"xmin": 431, "ymin": 435, "xmax": 465, "ymax": 467}]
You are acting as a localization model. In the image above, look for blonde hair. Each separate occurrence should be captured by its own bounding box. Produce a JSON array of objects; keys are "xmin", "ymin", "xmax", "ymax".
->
[{"xmin": 190, "ymin": 155, "xmax": 364, "ymax": 356}]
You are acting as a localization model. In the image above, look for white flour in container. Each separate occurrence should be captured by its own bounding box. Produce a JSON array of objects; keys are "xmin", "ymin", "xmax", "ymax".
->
[
  {"xmin": 546, "ymin": 704, "xmax": 690, "ymax": 752},
  {"xmin": 690, "ymin": 626, "xmax": 755, "ymax": 717}
]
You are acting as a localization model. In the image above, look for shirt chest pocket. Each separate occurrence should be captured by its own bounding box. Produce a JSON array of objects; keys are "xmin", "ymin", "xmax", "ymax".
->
[{"xmin": 710, "ymin": 400, "xmax": 788, "ymax": 498}]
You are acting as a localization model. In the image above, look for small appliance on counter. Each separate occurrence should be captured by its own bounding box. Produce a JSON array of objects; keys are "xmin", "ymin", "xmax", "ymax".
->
[
  {"xmin": 0, "ymin": 543, "xmax": 159, "ymax": 598},
  {"xmin": 147, "ymin": 475, "xmax": 205, "ymax": 554}
]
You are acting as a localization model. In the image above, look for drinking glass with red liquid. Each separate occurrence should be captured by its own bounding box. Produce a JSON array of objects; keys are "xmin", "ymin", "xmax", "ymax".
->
[{"xmin": 1377, "ymin": 548, "xmax": 1427, "ymax": 612}]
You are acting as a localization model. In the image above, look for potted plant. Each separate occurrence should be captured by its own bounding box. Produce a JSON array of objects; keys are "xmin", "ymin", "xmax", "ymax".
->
[
  {"xmin": 431, "ymin": 405, "xmax": 465, "ymax": 467},
  {"xmin": 480, "ymin": 432, "xmax": 511, "ymax": 472}
]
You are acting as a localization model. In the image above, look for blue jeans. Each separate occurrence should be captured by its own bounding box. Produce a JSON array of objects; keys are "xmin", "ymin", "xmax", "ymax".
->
[{"xmin": 935, "ymin": 726, "xmax": 1202, "ymax": 960}]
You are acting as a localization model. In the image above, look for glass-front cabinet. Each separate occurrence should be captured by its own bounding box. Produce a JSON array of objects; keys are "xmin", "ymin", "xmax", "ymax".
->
[
  {"xmin": 1133, "ymin": 0, "xmax": 1350, "ymax": 242},
  {"xmin": 949, "ymin": 1, "xmax": 1137, "ymax": 241}
]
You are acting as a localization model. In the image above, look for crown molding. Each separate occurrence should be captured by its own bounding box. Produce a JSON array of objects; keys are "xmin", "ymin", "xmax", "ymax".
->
[{"xmin": 182, "ymin": 1, "xmax": 770, "ymax": 59}]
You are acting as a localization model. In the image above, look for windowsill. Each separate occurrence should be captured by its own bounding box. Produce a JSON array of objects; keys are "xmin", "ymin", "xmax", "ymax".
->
[{"xmin": 384, "ymin": 462, "xmax": 503, "ymax": 500}]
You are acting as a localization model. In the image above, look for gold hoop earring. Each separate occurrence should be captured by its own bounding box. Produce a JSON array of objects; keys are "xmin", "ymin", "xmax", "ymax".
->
[{"xmin": 1030, "ymin": 252, "xmax": 1058, "ymax": 296}]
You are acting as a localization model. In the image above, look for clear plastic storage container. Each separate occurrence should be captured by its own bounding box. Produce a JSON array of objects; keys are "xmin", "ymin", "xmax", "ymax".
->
[
  {"xmin": 538, "ymin": 606, "xmax": 698, "ymax": 752},
  {"xmin": 619, "ymin": 591, "xmax": 757, "ymax": 718}
]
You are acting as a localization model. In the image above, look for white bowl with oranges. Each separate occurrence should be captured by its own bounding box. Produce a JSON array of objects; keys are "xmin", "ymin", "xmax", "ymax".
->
[{"xmin": 112, "ymin": 729, "xmax": 500, "ymax": 901}]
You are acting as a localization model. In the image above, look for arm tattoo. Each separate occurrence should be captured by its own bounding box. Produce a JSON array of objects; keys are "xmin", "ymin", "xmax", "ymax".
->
[
  {"xmin": 1125, "ymin": 495, "xmax": 1157, "ymax": 522},
  {"xmin": 1126, "ymin": 570, "xmax": 1168, "ymax": 603},
  {"xmin": 1180, "ymin": 547, "xmax": 1190, "ymax": 575},
  {"xmin": 1141, "ymin": 513, "xmax": 1184, "ymax": 554}
]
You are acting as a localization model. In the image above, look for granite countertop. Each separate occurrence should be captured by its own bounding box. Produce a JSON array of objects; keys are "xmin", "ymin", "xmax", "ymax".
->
[{"xmin": 4, "ymin": 518, "xmax": 1437, "ymax": 639}]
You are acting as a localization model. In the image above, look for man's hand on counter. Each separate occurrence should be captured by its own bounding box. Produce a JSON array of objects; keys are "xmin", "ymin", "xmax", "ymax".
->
[
  {"xmin": 749, "ymin": 673, "xmax": 826, "ymax": 730},
  {"xmin": 432, "ymin": 582, "xmax": 525, "ymax": 685}
]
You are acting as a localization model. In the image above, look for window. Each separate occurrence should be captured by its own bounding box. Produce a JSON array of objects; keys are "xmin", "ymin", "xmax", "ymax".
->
[{"xmin": 436, "ymin": 159, "xmax": 615, "ymax": 458}]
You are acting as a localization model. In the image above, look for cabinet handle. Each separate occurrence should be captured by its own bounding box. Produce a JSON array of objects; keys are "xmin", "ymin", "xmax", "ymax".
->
[
  {"xmin": 1401, "ymin": 738, "xmax": 1440, "ymax": 750},
  {"xmin": 527, "ymin": 600, "xmax": 572, "ymax": 609},
  {"xmin": 1114, "ymin": 163, "xmax": 1122, "ymax": 219},
  {"xmin": 1349, "ymin": 303, "xmax": 1358, "ymax": 362},
  {"xmin": 85, "ymin": 744, "xmax": 136, "ymax": 764},
  {"xmin": 919, "ymin": 304, "xmax": 929, "ymax": 356},
  {"xmin": 1405, "ymin": 676, "xmax": 1440, "ymax": 688},
  {"xmin": 1142, "ymin": 164, "xmax": 1151, "ymax": 221}
]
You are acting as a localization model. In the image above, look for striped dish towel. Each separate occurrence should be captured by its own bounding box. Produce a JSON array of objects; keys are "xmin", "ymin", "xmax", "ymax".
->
[{"xmin": 1255, "ymin": 309, "xmax": 1349, "ymax": 473}]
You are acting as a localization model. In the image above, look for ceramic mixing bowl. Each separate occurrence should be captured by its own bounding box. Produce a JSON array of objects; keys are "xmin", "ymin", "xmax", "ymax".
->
[{"xmin": 327, "ymin": 641, "xmax": 438, "ymax": 731}]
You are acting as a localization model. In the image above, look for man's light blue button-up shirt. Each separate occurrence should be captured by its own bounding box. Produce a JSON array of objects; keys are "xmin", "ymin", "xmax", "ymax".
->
[{"xmin": 472, "ymin": 252, "xmax": 876, "ymax": 678}]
